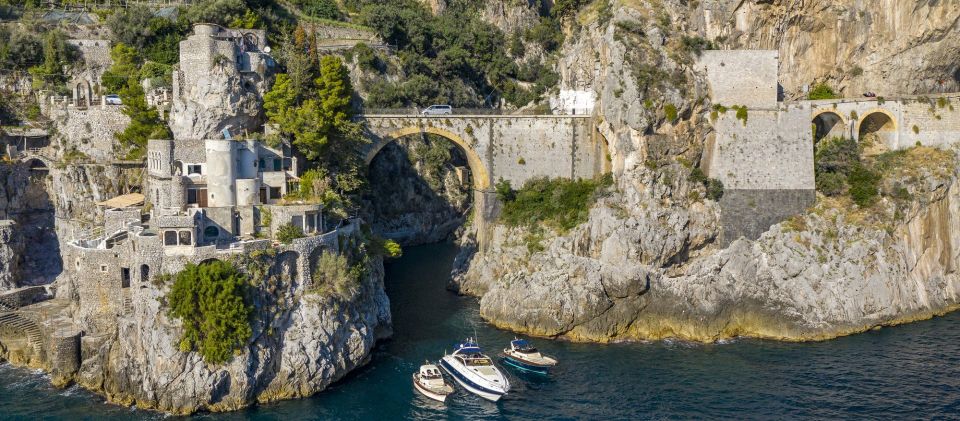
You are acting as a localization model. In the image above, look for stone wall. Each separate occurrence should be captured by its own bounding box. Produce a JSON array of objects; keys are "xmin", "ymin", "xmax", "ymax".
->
[
  {"xmin": 719, "ymin": 189, "xmax": 815, "ymax": 245},
  {"xmin": 706, "ymin": 108, "xmax": 815, "ymax": 190},
  {"xmin": 698, "ymin": 50, "xmax": 779, "ymax": 108}
]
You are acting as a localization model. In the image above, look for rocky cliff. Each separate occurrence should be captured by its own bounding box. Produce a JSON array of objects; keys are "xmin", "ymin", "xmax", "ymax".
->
[
  {"xmin": 74, "ymin": 250, "xmax": 391, "ymax": 415},
  {"xmin": 364, "ymin": 134, "xmax": 472, "ymax": 246},
  {"xmin": 454, "ymin": 0, "xmax": 960, "ymax": 342},
  {"xmin": 169, "ymin": 62, "xmax": 268, "ymax": 140}
]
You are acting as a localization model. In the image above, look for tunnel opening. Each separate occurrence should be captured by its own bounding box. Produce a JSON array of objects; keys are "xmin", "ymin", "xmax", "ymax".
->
[
  {"xmin": 858, "ymin": 112, "xmax": 895, "ymax": 155},
  {"xmin": 812, "ymin": 112, "xmax": 846, "ymax": 143},
  {"xmin": 363, "ymin": 133, "xmax": 474, "ymax": 247}
]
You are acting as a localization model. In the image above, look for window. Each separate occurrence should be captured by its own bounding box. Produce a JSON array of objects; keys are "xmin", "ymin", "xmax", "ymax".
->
[
  {"xmin": 258, "ymin": 158, "xmax": 265, "ymax": 170},
  {"xmin": 269, "ymin": 186, "xmax": 281, "ymax": 200},
  {"xmin": 187, "ymin": 188, "xmax": 208, "ymax": 207},
  {"xmin": 178, "ymin": 230, "xmax": 192, "ymax": 246},
  {"xmin": 305, "ymin": 212, "xmax": 316, "ymax": 233},
  {"xmin": 273, "ymin": 158, "xmax": 281, "ymax": 171},
  {"xmin": 204, "ymin": 226, "xmax": 219, "ymax": 239},
  {"xmin": 164, "ymin": 231, "xmax": 178, "ymax": 246},
  {"xmin": 121, "ymin": 268, "xmax": 130, "ymax": 288},
  {"xmin": 100, "ymin": 264, "xmax": 108, "ymax": 272},
  {"xmin": 187, "ymin": 164, "xmax": 202, "ymax": 175},
  {"xmin": 291, "ymin": 215, "xmax": 303, "ymax": 229}
]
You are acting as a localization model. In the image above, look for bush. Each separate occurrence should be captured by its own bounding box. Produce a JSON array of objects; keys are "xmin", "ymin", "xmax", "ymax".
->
[
  {"xmin": 499, "ymin": 176, "xmax": 612, "ymax": 232},
  {"xmin": 168, "ymin": 261, "xmax": 252, "ymax": 364},
  {"xmin": 276, "ymin": 223, "xmax": 305, "ymax": 244},
  {"xmin": 664, "ymin": 103, "xmax": 678, "ymax": 122},
  {"xmin": 808, "ymin": 83, "xmax": 838, "ymax": 100},
  {"xmin": 706, "ymin": 178, "xmax": 724, "ymax": 201},
  {"xmin": 847, "ymin": 164, "xmax": 880, "ymax": 207},
  {"xmin": 495, "ymin": 178, "xmax": 515, "ymax": 202},
  {"xmin": 688, "ymin": 167, "xmax": 708, "ymax": 184},
  {"xmin": 370, "ymin": 237, "xmax": 402, "ymax": 258},
  {"xmin": 816, "ymin": 171, "xmax": 847, "ymax": 196},
  {"xmin": 310, "ymin": 251, "xmax": 361, "ymax": 297}
]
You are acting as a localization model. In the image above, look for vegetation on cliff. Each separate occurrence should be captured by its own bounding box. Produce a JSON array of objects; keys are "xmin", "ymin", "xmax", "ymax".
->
[
  {"xmin": 168, "ymin": 260, "xmax": 253, "ymax": 364},
  {"xmin": 497, "ymin": 175, "xmax": 613, "ymax": 232}
]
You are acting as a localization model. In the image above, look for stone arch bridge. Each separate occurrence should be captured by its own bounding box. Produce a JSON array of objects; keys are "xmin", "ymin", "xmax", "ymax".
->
[
  {"xmin": 359, "ymin": 113, "xmax": 609, "ymax": 247},
  {"xmin": 807, "ymin": 94, "xmax": 960, "ymax": 149}
]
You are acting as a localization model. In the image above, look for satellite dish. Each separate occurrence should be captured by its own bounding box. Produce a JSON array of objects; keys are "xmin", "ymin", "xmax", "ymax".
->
[{"xmin": 264, "ymin": 46, "xmax": 271, "ymax": 53}]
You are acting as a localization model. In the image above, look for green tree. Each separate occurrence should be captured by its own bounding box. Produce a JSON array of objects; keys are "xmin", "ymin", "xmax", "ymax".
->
[
  {"xmin": 104, "ymin": 44, "xmax": 171, "ymax": 159},
  {"xmin": 168, "ymin": 261, "xmax": 253, "ymax": 364}
]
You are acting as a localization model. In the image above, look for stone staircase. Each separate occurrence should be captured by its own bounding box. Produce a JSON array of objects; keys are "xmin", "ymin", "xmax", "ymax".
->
[
  {"xmin": 0, "ymin": 311, "xmax": 44, "ymax": 355},
  {"xmin": 122, "ymin": 289, "xmax": 132, "ymax": 315}
]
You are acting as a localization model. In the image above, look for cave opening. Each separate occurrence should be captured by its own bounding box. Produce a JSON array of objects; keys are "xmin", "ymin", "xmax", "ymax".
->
[{"xmin": 363, "ymin": 133, "xmax": 474, "ymax": 247}]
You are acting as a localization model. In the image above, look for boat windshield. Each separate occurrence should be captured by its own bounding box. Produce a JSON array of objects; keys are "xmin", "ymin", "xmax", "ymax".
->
[{"xmin": 456, "ymin": 354, "xmax": 492, "ymax": 366}]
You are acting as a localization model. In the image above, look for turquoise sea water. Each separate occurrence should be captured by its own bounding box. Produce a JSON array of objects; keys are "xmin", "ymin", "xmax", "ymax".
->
[{"xmin": 2, "ymin": 242, "xmax": 960, "ymax": 420}]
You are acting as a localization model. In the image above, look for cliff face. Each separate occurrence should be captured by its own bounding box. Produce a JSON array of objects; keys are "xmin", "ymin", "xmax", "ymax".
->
[
  {"xmin": 75, "ymin": 252, "xmax": 391, "ymax": 415},
  {"xmin": 364, "ymin": 135, "xmax": 472, "ymax": 246},
  {"xmin": 703, "ymin": 0, "xmax": 960, "ymax": 97},
  {"xmin": 455, "ymin": 0, "xmax": 960, "ymax": 342}
]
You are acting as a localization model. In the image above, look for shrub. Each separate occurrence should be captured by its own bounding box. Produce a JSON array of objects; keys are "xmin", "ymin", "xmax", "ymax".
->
[
  {"xmin": 808, "ymin": 83, "xmax": 838, "ymax": 100},
  {"xmin": 849, "ymin": 66, "xmax": 863, "ymax": 77},
  {"xmin": 495, "ymin": 178, "xmax": 515, "ymax": 202},
  {"xmin": 847, "ymin": 164, "xmax": 880, "ymax": 207},
  {"xmin": 310, "ymin": 251, "xmax": 360, "ymax": 297},
  {"xmin": 816, "ymin": 171, "xmax": 847, "ymax": 196},
  {"xmin": 912, "ymin": 125, "xmax": 920, "ymax": 134},
  {"xmin": 664, "ymin": 103, "xmax": 678, "ymax": 122},
  {"xmin": 369, "ymin": 236, "xmax": 402, "ymax": 258},
  {"xmin": 688, "ymin": 167, "xmax": 708, "ymax": 184},
  {"xmin": 499, "ymin": 176, "xmax": 612, "ymax": 232},
  {"xmin": 168, "ymin": 261, "xmax": 252, "ymax": 364},
  {"xmin": 276, "ymin": 223, "xmax": 305, "ymax": 244},
  {"xmin": 706, "ymin": 178, "xmax": 724, "ymax": 201}
]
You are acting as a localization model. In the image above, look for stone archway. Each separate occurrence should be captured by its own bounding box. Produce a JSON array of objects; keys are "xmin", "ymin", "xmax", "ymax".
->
[
  {"xmin": 857, "ymin": 110, "xmax": 897, "ymax": 154},
  {"xmin": 365, "ymin": 126, "xmax": 491, "ymax": 191},
  {"xmin": 812, "ymin": 110, "xmax": 847, "ymax": 143}
]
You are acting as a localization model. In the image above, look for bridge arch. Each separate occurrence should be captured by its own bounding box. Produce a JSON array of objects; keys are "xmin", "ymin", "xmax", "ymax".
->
[
  {"xmin": 365, "ymin": 126, "xmax": 491, "ymax": 190},
  {"xmin": 811, "ymin": 110, "xmax": 847, "ymax": 143},
  {"xmin": 857, "ymin": 109, "xmax": 897, "ymax": 151}
]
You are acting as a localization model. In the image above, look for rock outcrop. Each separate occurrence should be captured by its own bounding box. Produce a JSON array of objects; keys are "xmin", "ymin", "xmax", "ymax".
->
[
  {"xmin": 74, "ymin": 251, "xmax": 391, "ymax": 415},
  {"xmin": 169, "ymin": 62, "xmax": 267, "ymax": 140}
]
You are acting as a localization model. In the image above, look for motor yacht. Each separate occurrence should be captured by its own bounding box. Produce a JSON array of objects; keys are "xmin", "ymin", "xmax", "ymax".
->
[
  {"xmin": 439, "ymin": 339, "xmax": 510, "ymax": 402},
  {"xmin": 501, "ymin": 338, "xmax": 558, "ymax": 374}
]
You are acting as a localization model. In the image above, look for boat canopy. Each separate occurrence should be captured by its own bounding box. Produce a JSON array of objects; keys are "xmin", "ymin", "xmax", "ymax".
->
[
  {"xmin": 454, "ymin": 340, "xmax": 481, "ymax": 354},
  {"xmin": 511, "ymin": 339, "xmax": 537, "ymax": 352}
]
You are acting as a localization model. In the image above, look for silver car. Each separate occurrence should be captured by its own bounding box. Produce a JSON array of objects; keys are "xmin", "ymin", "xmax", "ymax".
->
[
  {"xmin": 104, "ymin": 94, "xmax": 122, "ymax": 105},
  {"xmin": 421, "ymin": 105, "xmax": 452, "ymax": 115}
]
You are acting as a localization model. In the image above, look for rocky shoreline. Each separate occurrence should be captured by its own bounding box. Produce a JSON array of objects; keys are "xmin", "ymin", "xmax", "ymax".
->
[{"xmin": 455, "ymin": 147, "xmax": 960, "ymax": 343}]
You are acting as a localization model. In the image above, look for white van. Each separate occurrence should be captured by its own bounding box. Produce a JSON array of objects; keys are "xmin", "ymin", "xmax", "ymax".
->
[{"xmin": 421, "ymin": 105, "xmax": 453, "ymax": 115}]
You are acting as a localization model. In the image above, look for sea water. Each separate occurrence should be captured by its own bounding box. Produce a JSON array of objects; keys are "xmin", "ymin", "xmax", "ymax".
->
[{"xmin": 2, "ymin": 242, "xmax": 960, "ymax": 420}]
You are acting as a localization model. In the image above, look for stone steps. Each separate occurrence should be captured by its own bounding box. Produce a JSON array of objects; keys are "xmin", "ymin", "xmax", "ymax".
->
[{"xmin": 0, "ymin": 312, "xmax": 44, "ymax": 354}]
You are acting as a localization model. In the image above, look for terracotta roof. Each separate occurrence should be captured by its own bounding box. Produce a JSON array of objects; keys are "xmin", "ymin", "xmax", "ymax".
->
[{"xmin": 97, "ymin": 193, "xmax": 145, "ymax": 209}]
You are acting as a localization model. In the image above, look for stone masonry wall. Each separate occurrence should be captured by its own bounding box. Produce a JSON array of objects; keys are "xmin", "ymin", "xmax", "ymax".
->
[
  {"xmin": 698, "ymin": 50, "xmax": 779, "ymax": 108},
  {"xmin": 49, "ymin": 106, "xmax": 130, "ymax": 162},
  {"xmin": 707, "ymin": 107, "xmax": 815, "ymax": 190}
]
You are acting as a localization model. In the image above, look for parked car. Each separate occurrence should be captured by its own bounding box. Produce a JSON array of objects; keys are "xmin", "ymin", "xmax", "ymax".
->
[
  {"xmin": 421, "ymin": 105, "xmax": 452, "ymax": 115},
  {"xmin": 863, "ymin": 92, "xmax": 877, "ymax": 98},
  {"xmin": 104, "ymin": 94, "xmax": 123, "ymax": 105}
]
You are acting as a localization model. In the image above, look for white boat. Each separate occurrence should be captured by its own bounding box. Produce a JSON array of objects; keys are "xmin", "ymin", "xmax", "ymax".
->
[
  {"xmin": 413, "ymin": 363, "xmax": 454, "ymax": 402},
  {"xmin": 501, "ymin": 338, "xmax": 558, "ymax": 374},
  {"xmin": 439, "ymin": 339, "xmax": 510, "ymax": 402}
]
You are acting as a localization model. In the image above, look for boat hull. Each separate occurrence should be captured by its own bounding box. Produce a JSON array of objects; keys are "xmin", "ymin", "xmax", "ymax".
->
[
  {"xmin": 439, "ymin": 358, "xmax": 506, "ymax": 402},
  {"xmin": 501, "ymin": 355, "xmax": 551, "ymax": 375},
  {"xmin": 413, "ymin": 376, "xmax": 449, "ymax": 402}
]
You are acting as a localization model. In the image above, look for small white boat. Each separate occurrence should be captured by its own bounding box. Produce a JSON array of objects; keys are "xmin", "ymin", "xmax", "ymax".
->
[
  {"xmin": 439, "ymin": 338, "xmax": 510, "ymax": 402},
  {"xmin": 413, "ymin": 363, "xmax": 454, "ymax": 402},
  {"xmin": 501, "ymin": 338, "xmax": 557, "ymax": 374}
]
